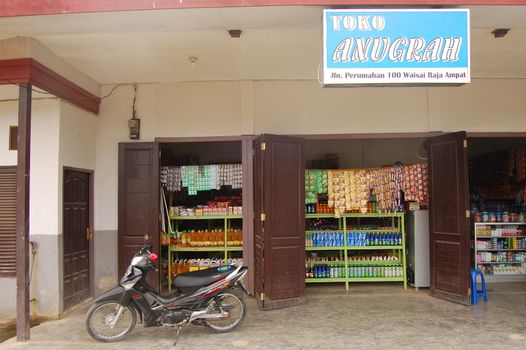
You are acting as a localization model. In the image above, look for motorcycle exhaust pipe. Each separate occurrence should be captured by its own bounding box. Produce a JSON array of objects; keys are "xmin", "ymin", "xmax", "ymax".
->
[
  {"xmin": 197, "ymin": 313, "xmax": 228, "ymax": 320},
  {"xmin": 188, "ymin": 305, "xmax": 228, "ymax": 322}
]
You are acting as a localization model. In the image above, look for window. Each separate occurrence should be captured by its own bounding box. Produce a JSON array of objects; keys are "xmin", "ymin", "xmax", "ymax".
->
[
  {"xmin": 9, "ymin": 126, "xmax": 17, "ymax": 151},
  {"xmin": 0, "ymin": 167, "xmax": 17, "ymax": 277}
]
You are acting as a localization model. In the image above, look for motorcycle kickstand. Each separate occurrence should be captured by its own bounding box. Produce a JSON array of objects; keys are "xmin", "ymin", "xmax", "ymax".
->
[{"xmin": 173, "ymin": 326, "xmax": 182, "ymax": 347}]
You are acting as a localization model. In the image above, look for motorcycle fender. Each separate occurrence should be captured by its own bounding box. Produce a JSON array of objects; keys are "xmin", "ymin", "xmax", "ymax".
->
[{"xmin": 93, "ymin": 286, "xmax": 132, "ymax": 306}]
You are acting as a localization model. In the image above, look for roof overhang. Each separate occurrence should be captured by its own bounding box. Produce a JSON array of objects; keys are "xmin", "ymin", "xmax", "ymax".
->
[
  {"xmin": 1, "ymin": 0, "xmax": 526, "ymax": 18},
  {"xmin": 0, "ymin": 37, "xmax": 100, "ymax": 114}
]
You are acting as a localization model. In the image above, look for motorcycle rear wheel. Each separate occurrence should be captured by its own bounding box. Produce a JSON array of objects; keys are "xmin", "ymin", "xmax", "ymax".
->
[
  {"xmin": 205, "ymin": 290, "xmax": 246, "ymax": 333},
  {"xmin": 86, "ymin": 301, "xmax": 137, "ymax": 342}
]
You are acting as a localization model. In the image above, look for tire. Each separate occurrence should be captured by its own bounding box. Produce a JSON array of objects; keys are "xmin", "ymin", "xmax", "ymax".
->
[
  {"xmin": 86, "ymin": 301, "xmax": 137, "ymax": 342},
  {"xmin": 205, "ymin": 289, "xmax": 247, "ymax": 333}
]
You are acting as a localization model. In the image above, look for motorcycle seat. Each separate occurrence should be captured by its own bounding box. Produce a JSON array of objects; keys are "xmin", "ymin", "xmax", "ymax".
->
[{"xmin": 173, "ymin": 265, "xmax": 236, "ymax": 289}]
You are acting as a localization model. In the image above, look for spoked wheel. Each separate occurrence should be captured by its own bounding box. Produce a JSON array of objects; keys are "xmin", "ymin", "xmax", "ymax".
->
[
  {"xmin": 205, "ymin": 290, "xmax": 247, "ymax": 333},
  {"xmin": 86, "ymin": 301, "xmax": 137, "ymax": 342}
]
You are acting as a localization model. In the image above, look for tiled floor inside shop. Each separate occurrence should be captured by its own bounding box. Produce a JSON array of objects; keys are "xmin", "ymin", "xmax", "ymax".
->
[{"xmin": 1, "ymin": 283, "xmax": 525, "ymax": 350}]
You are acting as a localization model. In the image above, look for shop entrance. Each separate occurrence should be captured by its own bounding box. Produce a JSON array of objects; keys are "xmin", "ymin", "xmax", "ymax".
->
[
  {"xmin": 157, "ymin": 138, "xmax": 248, "ymax": 293},
  {"xmin": 300, "ymin": 132, "xmax": 526, "ymax": 305},
  {"xmin": 468, "ymin": 136, "xmax": 526, "ymax": 284},
  {"xmin": 303, "ymin": 136, "xmax": 428, "ymax": 294}
]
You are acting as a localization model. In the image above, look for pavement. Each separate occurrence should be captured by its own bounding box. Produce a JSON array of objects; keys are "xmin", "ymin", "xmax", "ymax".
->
[{"xmin": 1, "ymin": 283, "xmax": 525, "ymax": 350}]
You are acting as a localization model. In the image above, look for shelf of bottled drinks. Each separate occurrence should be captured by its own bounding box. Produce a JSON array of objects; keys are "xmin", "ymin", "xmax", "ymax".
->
[{"xmin": 305, "ymin": 212, "xmax": 407, "ymax": 290}]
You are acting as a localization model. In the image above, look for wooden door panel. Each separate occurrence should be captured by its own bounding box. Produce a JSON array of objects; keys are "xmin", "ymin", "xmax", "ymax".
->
[
  {"xmin": 63, "ymin": 170, "xmax": 90, "ymax": 310},
  {"xmin": 255, "ymin": 134, "xmax": 305, "ymax": 310},
  {"xmin": 434, "ymin": 241, "xmax": 461, "ymax": 295},
  {"xmin": 118, "ymin": 143, "xmax": 160, "ymax": 290},
  {"xmin": 253, "ymin": 137, "xmax": 265, "ymax": 305},
  {"xmin": 427, "ymin": 132, "xmax": 470, "ymax": 305}
]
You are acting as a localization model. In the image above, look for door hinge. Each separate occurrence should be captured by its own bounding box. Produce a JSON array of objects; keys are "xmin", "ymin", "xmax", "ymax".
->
[
  {"xmin": 466, "ymin": 210, "xmax": 470, "ymax": 218},
  {"xmin": 463, "ymin": 139, "xmax": 468, "ymax": 149},
  {"xmin": 260, "ymin": 292, "xmax": 265, "ymax": 301},
  {"xmin": 261, "ymin": 213, "xmax": 266, "ymax": 221},
  {"xmin": 261, "ymin": 142, "xmax": 266, "ymax": 151},
  {"xmin": 86, "ymin": 228, "xmax": 93, "ymax": 240}
]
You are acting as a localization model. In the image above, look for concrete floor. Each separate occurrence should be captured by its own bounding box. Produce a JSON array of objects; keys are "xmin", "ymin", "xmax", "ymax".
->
[{"xmin": 1, "ymin": 283, "xmax": 525, "ymax": 350}]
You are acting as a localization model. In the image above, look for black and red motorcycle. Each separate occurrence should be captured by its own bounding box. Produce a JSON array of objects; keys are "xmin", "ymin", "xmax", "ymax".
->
[{"xmin": 85, "ymin": 241, "xmax": 248, "ymax": 342}]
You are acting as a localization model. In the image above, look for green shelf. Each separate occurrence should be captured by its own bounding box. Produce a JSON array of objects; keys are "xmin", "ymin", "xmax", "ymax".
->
[
  {"xmin": 347, "ymin": 246, "xmax": 403, "ymax": 250},
  {"xmin": 169, "ymin": 246, "xmax": 227, "ymax": 252},
  {"xmin": 305, "ymin": 213, "xmax": 338, "ymax": 219},
  {"xmin": 170, "ymin": 215, "xmax": 243, "ymax": 220},
  {"xmin": 345, "ymin": 229, "xmax": 400, "ymax": 233},
  {"xmin": 347, "ymin": 260, "xmax": 401, "ymax": 266},
  {"xmin": 348, "ymin": 277, "xmax": 405, "ymax": 282},
  {"xmin": 343, "ymin": 213, "xmax": 403, "ymax": 218},
  {"xmin": 305, "ymin": 278, "xmax": 346, "ymax": 283},
  {"xmin": 226, "ymin": 246, "xmax": 243, "ymax": 251},
  {"xmin": 308, "ymin": 260, "xmax": 345, "ymax": 265},
  {"xmin": 305, "ymin": 213, "xmax": 404, "ymax": 219},
  {"xmin": 168, "ymin": 214, "xmax": 243, "ymax": 292},
  {"xmin": 306, "ymin": 246, "xmax": 345, "ymax": 251},
  {"xmin": 304, "ymin": 212, "xmax": 407, "ymax": 290}
]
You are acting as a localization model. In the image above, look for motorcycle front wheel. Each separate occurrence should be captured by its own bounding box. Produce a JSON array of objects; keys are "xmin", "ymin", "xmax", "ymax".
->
[
  {"xmin": 86, "ymin": 301, "xmax": 137, "ymax": 342},
  {"xmin": 205, "ymin": 290, "xmax": 247, "ymax": 333}
]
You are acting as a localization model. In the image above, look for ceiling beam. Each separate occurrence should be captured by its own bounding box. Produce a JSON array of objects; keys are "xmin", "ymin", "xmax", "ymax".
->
[
  {"xmin": 1, "ymin": 0, "xmax": 526, "ymax": 18},
  {"xmin": 0, "ymin": 58, "xmax": 100, "ymax": 114}
]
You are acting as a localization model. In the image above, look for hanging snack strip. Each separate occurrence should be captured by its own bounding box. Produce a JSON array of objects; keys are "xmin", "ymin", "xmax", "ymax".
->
[
  {"xmin": 349, "ymin": 169, "xmax": 369, "ymax": 213},
  {"xmin": 161, "ymin": 164, "xmax": 242, "ymax": 195},
  {"xmin": 401, "ymin": 164, "xmax": 429, "ymax": 203},
  {"xmin": 368, "ymin": 168, "xmax": 392, "ymax": 211},
  {"xmin": 161, "ymin": 166, "xmax": 182, "ymax": 192},
  {"xmin": 305, "ymin": 170, "xmax": 328, "ymax": 204},
  {"xmin": 323, "ymin": 163, "xmax": 429, "ymax": 213}
]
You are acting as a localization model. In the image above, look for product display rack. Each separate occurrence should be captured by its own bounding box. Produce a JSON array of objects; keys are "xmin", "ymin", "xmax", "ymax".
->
[
  {"xmin": 305, "ymin": 212, "xmax": 407, "ymax": 290},
  {"xmin": 167, "ymin": 215, "xmax": 243, "ymax": 292},
  {"xmin": 473, "ymin": 222, "xmax": 526, "ymax": 282}
]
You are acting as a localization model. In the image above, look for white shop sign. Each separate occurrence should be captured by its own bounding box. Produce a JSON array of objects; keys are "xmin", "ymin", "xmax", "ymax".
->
[{"xmin": 322, "ymin": 9, "xmax": 470, "ymax": 85}]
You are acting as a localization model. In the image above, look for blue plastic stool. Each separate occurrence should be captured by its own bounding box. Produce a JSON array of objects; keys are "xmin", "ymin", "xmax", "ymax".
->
[{"xmin": 471, "ymin": 268, "xmax": 488, "ymax": 305}]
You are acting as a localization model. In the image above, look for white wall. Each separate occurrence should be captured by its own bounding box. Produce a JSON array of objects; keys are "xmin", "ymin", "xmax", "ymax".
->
[
  {"xmin": 95, "ymin": 81, "xmax": 243, "ymax": 230},
  {"xmin": 0, "ymin": 98, "xmax": 61, "ymax": 317},
  {"xmin": 58, "ymin": 100, "xmax": 97, "ymax": 234},
  {"xmin": 0, "ymin": 101, "xmax": 17, "ymax": 165},
  {"xmin": 94, "ymin": 78, "xmax": 526, "ymax": 232},
  {"xmin": 305, "ymin": 139, "xmax": 426, "ymax": 169}
]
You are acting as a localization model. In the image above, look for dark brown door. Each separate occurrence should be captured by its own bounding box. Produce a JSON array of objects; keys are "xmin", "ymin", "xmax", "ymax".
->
[
  {"xmin": 254, "ymin": 134, "xmax": 305, "ymax": 310},
  {"xmin": 118, "ymin": 143, "xmax": 159, "ymax": 290},
  {"xmin": 426, "ymin": 132, "xmax": 471, "ymax": 304},
  {"xmin": 63, "ymin": 170, "xmax": 90, "ymax": 310}
]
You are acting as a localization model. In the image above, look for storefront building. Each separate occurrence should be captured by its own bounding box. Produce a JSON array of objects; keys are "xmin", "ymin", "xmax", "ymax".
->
[{"xmin": 0, "ymin": 0, "xmax": 525, "ymax": 340}]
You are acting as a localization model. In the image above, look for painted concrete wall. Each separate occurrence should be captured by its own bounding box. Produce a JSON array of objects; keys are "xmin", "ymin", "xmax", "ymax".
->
[
  {"xmin": 58, "ymin": 101, "xmax": 97, "ymax": 308},
  {"xmin": 0, "ymin": 98, "xmax": 61, "ymax": 317},
  {"xmin": 0, "ymin": 100, "xmax": 17, "ymax": 165},
  {"xmin": 94, "ymin": 78, "xmax": 526, "ymax": 232},
  {"xmin": 305, "ymin": 139, "xmax": 426, "ymax": 169}
]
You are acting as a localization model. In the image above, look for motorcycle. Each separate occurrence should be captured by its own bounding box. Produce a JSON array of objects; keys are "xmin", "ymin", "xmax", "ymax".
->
[{"xmin": 85, "ymin": 239, "xmax": 248, "ymax": 343}]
